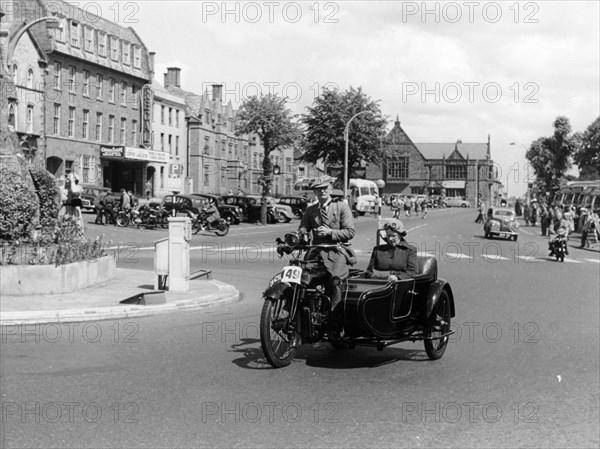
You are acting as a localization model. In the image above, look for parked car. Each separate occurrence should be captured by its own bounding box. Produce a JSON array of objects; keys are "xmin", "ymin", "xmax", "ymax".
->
[
  {"xmin": 445, "ymin": 197, "xmax": 472, "ymax": 208},
  {"xmin": 277, "ymin": 196, "xmax": 310, "ymax": 218},
  {"xmin": 222, "ymin": 195, "xmax": 293, "ymax": 223},
  {"xmin": 162, "ymin": 194, "xmax": 206, "ymax": 218},
  {"xmin": 262, "ymin": 196, "xmax": 294, "ymax": 223},
  {"xmin": 191, "ymin": 193, "xmax": 245, "ymax": 224},
  {"xmin": 484, "ymin": 207, "xmax": 519, "ymax": 241},
  {"xmin": 81, "ymin": 186, "xmax": 111, "ymax": 213},
  {"xmin": 222, "ymin": 195, "xmax": 260, "ymax": 222}
]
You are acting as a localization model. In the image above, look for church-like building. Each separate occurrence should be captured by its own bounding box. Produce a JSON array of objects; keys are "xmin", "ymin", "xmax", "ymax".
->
[{"xmin": 366, "ymin": 118, "xmax": 501, "ymax": 206}]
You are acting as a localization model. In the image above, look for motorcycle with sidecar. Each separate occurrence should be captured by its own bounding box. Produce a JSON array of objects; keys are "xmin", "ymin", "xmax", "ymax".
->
[{"xmin": 260, "ymin": 228, "xmax": 456, "ymax": 368}]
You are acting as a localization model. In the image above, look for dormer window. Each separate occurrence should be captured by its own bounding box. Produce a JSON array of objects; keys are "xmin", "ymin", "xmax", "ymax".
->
[
  {"xmin": 122, "ymin": 41, "xmax": 130, "ymax": 65},
  {"xmin": 98, "ymin": 32, "xmax": 107, "ymax": 56},
  {"xmin": 110, "ymin": 36, "xmax": 119, "ymax": 61},
  {"xmin": 84, "ymin": 26, "xmax": 94, "ymax": 52}
]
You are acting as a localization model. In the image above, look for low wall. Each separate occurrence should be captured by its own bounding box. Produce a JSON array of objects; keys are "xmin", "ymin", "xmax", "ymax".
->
[{"xmin": 0, "ymin": 255, "xmax": 117, "ymax": 296}]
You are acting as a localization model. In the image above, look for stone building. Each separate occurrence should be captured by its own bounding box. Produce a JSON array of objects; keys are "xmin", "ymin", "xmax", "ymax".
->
[
  {"xmin": 15, "ymin": 0, "xmax": 153, "ymax": 195},
  {"xmin": 366, "ymin": 118, "xmax": 499, "ymax": 205}
]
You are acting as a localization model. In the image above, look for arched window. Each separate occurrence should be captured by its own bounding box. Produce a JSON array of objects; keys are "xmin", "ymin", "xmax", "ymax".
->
[
  {"xmin": 12, "ymin": 64, "xmax": 18, "ymax": 85},
  {"xmin": 27, "ymin": 68, "xmax": 34, "ymax": 88},
  {"xmin": 8, "ymin": 104, "xmax": 16, "ymax": 128},
  {"xmin": 27, "ymin": 105, "xmax": 34, "ymax": 133}
]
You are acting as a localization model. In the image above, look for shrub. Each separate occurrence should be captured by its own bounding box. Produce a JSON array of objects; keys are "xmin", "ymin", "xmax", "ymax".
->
[
  {"xmin": 29, "ymin": 167, "xmax": 61, "ymax": 242},
  {"xmin": 0, "ymin": 167, "xmax": 38, "ymax": 241}
]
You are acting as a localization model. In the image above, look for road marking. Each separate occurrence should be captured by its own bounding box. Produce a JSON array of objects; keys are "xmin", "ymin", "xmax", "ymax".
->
[
  {"xmin": 444, "ymin": 252, "xmax": 472, "ymax": 260},
  {"xmin": 481, "ymin": 255, "xmax": 511, "ymax": 261},
  {"xmin": 584, "ymin": 258, "xmax": 600, "ymax": 263}
]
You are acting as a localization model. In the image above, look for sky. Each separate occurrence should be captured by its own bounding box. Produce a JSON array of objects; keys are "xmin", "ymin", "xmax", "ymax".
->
[{"xmin": 72, "ymin": 0, "xmax": 599, "ymax": 197}]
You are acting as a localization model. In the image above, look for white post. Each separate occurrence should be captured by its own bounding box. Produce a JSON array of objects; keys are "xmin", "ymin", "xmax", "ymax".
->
[{"xmin": 167, "ymin": 217, "xmax": 191, "ymax": 292}]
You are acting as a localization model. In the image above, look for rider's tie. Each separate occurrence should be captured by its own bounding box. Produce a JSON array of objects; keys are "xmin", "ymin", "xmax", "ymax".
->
[{"xmin": 320, "ymin": 205, "xmax": 329, "ymax": 226}]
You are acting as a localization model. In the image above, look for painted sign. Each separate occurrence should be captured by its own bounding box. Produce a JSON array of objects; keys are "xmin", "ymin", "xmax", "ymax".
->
[
  {"xmin": 100, "ymin": 146, "xmax": 124, "ymax": 158},
  {"xmin": 124, "ymin": 147, "xmax": 169, "ymax": 163},
  {"xmin": 141, "ymin": 85, "xmax": 153, "ymax": 147}
]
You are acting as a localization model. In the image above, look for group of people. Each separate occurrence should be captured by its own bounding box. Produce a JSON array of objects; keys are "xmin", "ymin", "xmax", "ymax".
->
[
  {"xmin": 297, "ymin": 176, "xmax": 418, "ymax": 340},
  {"xmin": 93, "ymin": 189, "xmax": 137, "ymax": 225},
  {"xmin": 389, "ymin": 196, "xmax": 428, "ymax": 220}
]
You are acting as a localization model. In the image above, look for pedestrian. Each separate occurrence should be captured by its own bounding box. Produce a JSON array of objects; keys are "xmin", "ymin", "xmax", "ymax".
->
[
  {"xmin": 128, "ymin": 190, "xmax": 138, "ymax": 208},
  {"xmin": 515, "ymin": 199, "xmax": 522, "ymax": 217},
  {"xmin": 563, "ymin": 206, "xmax": 575, "ymax": 242},
  {"xmin": 530, "ymin": 202, "xmax": 538, "ymax": 226},
  {"xmin": 145, "ymin": 180, "xmax": 152, "ymax": 200},
  {"xmin": 579, "ymin": 207, "xmax": 589, "ymax": 248},
  {"xmin": 539, "ymin": 203, "xmax": 548, "ymax": 236},
  {"xmin": 68, "ymin": 174, "xmax": 84, "ymax": 228},
  {"xmin": 119, "ymin": 188, "xmax": 131, "ymax": 212},
  {"xmin": 104, "ymin": 195, "xmax": 116, "ymax": 225},
  {"xmin": 474, "ymin": 200, "xmax": 485, "ymax": 223},
  {"xmin": 404, "ymin": 197, "xmax": 412, "ymax": 217},
  {"xmin": 523, "ymin": 203, "xmax": 531, "ymax": 226},
  {"xmin": 421, "ymin": 200, "xmax": 428, "ymax": 219},
  {"xmin": 586, "ymin": 209, "xmax": 599, "ymax": 249},
  {"xmin": 94, "ymin": 190, "xmax": 108, "ymax": 225},
  {"xmin": 390, "ymin": 196, "xmax": 399, "ymax": 219}
]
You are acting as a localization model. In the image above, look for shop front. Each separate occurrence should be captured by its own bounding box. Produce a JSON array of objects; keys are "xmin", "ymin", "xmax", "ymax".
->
[
  {"xmin": 442, "ymin": 180, "xmax": 465, "ymax": 199},
  {"xmin": 100, "ymin": 146, "xmax": 168, "ymax": 195}
]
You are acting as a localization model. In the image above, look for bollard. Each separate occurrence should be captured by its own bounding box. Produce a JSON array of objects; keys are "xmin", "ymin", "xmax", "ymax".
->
[
  {"xmin": 167, "ymin": 216, "xmax": 192, "ymax": 292},
  {"xmin": 378, "ymin": 197, "xmax": 382, "ymax": 220}
]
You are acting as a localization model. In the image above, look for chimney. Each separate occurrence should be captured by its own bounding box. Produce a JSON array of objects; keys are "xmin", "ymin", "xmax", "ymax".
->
[
  {"xmin": 164, "ymin": 67, "xmax": 181, "ymax": 88},
  {"xmin": 212, "ymin": 84, "xmax": 223, "ymax": 102},
  {"xmin": 148, "ymin": 52, "xmax": 155, "ymax": 78}
]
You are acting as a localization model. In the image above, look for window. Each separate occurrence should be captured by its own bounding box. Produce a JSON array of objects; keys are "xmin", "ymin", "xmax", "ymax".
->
[
  {"xmin": 82, "ymin": 70, "xmax": 90, "ymax": 96},
  {"xmin": 387, "ymin": 158, "xmax": 409, "ymax": 179},
  {"xmin": 82, "ymin": 155, "xmax": 91, "ymax": 183},
  {"xmin": 98, "ymin": 32, "xmax": 107, "ymax": 56},
  {"xmin": 122, "ymin": 41, "xmax": 130, "ymax": 65},
  {"xmin": 8, "ymin": 104, "xmax": 16, "ymax": 128},
  {"xmin": 221, "ymin": 166, "xmax": 226, "ymax": 183},
  {"xmin": 68, "ymin": 107, "xmax": 75, "ymax": 137},
  {"xmin": 53, "ymin": 62, "xmax": 61, "ymax": 90},
  {"xmin": 109, "ymin": 78, "xmax": 115, "ymax": 102},
  {"xmin": 54, "ymin": 19, "xmax": 65, "ymax": 42},
  {"xmin": 204, "ymin": 136, "xmax": 210, "ymax": 155},
  {"xmin": 175, "ymin": 136, "xmax": 179, "ymax": 156},
  {"xmin": 120, "ymin": 81, "xmax": 127, "ymax": 104},
  {"xmin": 53, "ymin": 104, "xmax": 61, "ymax": 135},
  {"xmin": 132, "ymin": 120, "xmax": 138, "ymax": 146},
  {"xmin": 161, "ymin": 106, "xmax": 165, "ymax": 124},
  {"xmin": 175, "ymin": 110, "xmax": 180, "ymax": 127},
  {"xmin": 70, "ymin": 21, "xmax": 79, "ymax": 47},
  {"xmin": 168, "ymin": 134, "xmax": 172, "ymax": 154},
  {"xmin": 160, "ymin": 133, "xmax": 165, "ymax": 151},
  {"xmin": 120, "ymin": 118, "xmax": 126, "ymax": 145},
  {"xmin": 445, "ymin": 164, "xmax": 466, "ymax": 179},
  {"xmin": 131, "ymin": 85, "xmax": 137, "ymax": 109},
  {"xmin": 95, "ymin": 112, "xmax": 102, "ymax": 141},
  {"xmin": 12, "ymin": 63, "xmax": 17, "ymax": 85},
  {"xmin": 204, "ymin": 165, "xmax": 210, "ymax": 186},
  {"xmin": 133, "ymin": 46, "xmax": 141, "ymax": 68},
  {"xmin": 108, "ymin": 115, "xmax": 115, "ymax": 143},
  {"xmin": 68, "ymin": 66, "xmax": 76, "ymax": 93},
  {"xmin": 27, "ymin": 69, "xmax": 33, "ymax": 88},
  {"xmin": 168, "ymin": 108, "xmax": 172, "ymax": 125},
  {"xmin": 82, "ymin": 110, "xmax": 89, "ymax": 139},
  {"xmin": 26, "ymin": 105, "xmax": 34, "ymax": 133},
  {"xmin": 84, "ymin": 26, "xmax": 93, "ymax": 52},
  {"xmin": 96, "ymin": 74, "xmax": 103, "ymax": 99},
  {"xmin": 110, "ymin": 36, "xmax": 119, "ymax": 61}
]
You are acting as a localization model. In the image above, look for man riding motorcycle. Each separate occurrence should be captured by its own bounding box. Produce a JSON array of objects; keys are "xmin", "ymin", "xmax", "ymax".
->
[
  {"xmin": 202, "ymin": 198, "xmax": 220, "ymax": 228},
  {"xmin": 297, "ymin": 176, "xmax": 355, "ymax": 339}
]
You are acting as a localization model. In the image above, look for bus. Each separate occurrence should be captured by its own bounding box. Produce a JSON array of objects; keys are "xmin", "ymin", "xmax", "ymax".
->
[
  {"xmin": 349, "ymin": 178, "xmax": 379, "ymax": 215},
  {"xmin": 558, "ymin": 180, "xmax": 600, "ymax": 211}
]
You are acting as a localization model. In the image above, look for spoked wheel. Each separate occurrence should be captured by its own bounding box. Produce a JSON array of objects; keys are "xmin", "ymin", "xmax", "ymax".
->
[
  {"xmin": 116, "ymin": 215, "xmax": 129, "ymax": 227},
  {"xmin": 192, "ymin": 220, "xmax": 204, "ymax": 235},
  {"xmin": 214, "ymin": 221, "xmax": 229, "ymax": 236},
  {"xmin": 260, "ymin": 299, "xmax": 298, "ymax": 368},
  {"xmin": 424, "ymin": 289, "xmax": 451, "ymax": 360},
  {"xmin": 160, "ymin": 216, "xmax": 169, "ymax": 229}
]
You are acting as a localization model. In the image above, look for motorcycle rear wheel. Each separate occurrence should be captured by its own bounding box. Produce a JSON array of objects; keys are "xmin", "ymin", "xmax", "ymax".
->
[
  {"xmin": 116, "ymin": 214, "xmax": 130, "ymax": 227},
  {"xmin": 424, "ymin": 289, "xmax": 451, "ymax": 360},
  {"xmin": 214, "ymin": 222, "xmax": 229, "ymax": 236},
  {"xmin": 260, "ymin": 299, "xmax": 297, "ymax": 368}
]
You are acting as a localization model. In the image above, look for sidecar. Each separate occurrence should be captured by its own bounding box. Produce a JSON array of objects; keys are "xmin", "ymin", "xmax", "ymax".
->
[{"xmin": 338, "ymin": 227, "xmax": 456, "ymax": 359}]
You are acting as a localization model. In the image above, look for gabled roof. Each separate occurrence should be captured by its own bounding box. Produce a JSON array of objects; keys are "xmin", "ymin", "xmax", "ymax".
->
[{"xmin": 415, "ymin": 143, "xmax": 488, "ymax": 160}]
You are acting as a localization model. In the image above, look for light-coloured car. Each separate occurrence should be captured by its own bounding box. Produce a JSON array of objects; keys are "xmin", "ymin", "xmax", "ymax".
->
[
  {"xmin": 484, "ymin": 207, "xmax": 519, "ymax": 241},
  {"xmin": 445, "ymin": 197, "xmax": 472, "ymax": 208}
]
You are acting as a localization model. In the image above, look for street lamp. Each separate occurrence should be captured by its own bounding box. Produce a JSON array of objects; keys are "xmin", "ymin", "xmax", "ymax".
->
[{"xmin": 344, "ymin": 110, "xmax": 373, "ymax": 202}]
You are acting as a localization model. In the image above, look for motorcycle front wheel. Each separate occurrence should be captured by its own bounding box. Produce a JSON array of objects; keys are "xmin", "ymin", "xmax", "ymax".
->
[
  {"xmin": 260, "ymin": 299, "xmax": 298, "ymax": 368},
  {"xmin": 424, "ymin": 289, "xmax": 451, "ymax": 360},
  {"xmin": 116, "ymin": 214, "xmax": 130, "ymax": 227},
  {"xmin": 192, "ymin": 220, "xmax": 203, "ymax": 235}
]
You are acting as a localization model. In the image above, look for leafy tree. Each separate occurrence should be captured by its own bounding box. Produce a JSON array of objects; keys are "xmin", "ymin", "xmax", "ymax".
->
[
  {"xmin": 525, "ymin": 116, "xmax": 578, "ymax": 198},
  {"xmin": 573, "ymin": 116, "xmax": 600, "ymax": 179},
  {"xmin": 299, "ymin": 87, "xmax": 388, "ymax": 182},
  {"xmin": 236, "ymin": 94, "xmax": 299, "ymax": 224}
]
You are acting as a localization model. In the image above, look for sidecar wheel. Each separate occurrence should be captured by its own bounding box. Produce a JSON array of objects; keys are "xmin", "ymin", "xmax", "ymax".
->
[
  {"xmin": 260, "ymin": 299, "xmax": 297, "ymax": 368},
  {"xmin": 424, "ymin": 289, "xmax": 451, "ymax": 360}
]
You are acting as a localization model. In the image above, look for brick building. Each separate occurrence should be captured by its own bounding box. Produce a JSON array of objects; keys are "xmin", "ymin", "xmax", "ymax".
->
[
  {"xmin": 15, "ymin": 0, "xmax": 153, "ymax": 194},
  {"xmin": 366, "ymin": 118, "xmax": 499, "ymax": 205}
]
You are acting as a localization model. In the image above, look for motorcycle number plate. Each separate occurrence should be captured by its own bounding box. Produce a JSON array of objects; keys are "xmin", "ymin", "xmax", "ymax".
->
[{"xmin": 281, "ymin": 266, "xmax": 302, "ymax": 284}]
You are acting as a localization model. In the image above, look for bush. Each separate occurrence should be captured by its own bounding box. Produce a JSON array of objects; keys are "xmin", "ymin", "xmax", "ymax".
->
[
  {"xmin": 29, "ymin": 167, "xmax": 61, "ymax": 242},
  {"xmin": 0, "ymin": 167, "xmax": 38, "ymax": 241}
]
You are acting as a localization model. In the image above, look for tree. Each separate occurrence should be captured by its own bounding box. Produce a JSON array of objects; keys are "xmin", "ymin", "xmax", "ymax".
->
[
  {"xmin": 299, "ymin": 87, "xmax": 388, "ymax": 182},
  {"xmin": 236, "ymin": 94, "xmax": 299, "ymax": 224},
  {"xmin": 525, "ymin": 116, "xmax": 578, "ymax": 199},
  {"xmin": 573, "ymin": 116, "xmax": 600, "ymax": 180}
]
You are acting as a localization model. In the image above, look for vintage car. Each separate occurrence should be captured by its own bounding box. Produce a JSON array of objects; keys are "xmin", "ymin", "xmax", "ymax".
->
[
  {"xmin": 81, "ymin": 186, "xmax": 111, "ymax": 213},
  {"xmin": 484, "ymin": 207, "xmax": 519, "ymax": 241},
  {"xmin": 162, "ymin": 194, "xmax": 206, "ymax": 218},
  {"xmin": 445, "ymin": 197, "xmax": 472, "ymax": 208},
  {"xmin": 260, "ymin": 224, "xmax": 456, "ymax": 368},
  {"xmin": 277, "ymin": 196, "xmax": 310, "ymax": 218},
  {"xmin": 191, "ymin": 193, "xmax": 245, "ymax": 225},
  {"xmin": 260, "ymin": 196, "xmax": 294, "ymax": 223}
]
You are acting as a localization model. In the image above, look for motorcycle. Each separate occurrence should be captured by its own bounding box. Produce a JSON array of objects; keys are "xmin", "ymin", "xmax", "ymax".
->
[
  {"xmin": 115, "ymin": 208, "xmax": 138, "ymax": 227},
  {"xmin": 260, "ymin": 231, "xmax": 456, "ymax": 368},
  {"xmin": 550, "ymin": 234, "xmax": 568, "ymax": 262},
  {"xmin": 191, "ymin": 211, "xmax": 230, "ymax": 236},
  {"xmin": 135, "ymin": 205, "xmax": 160, "ymax": 229}
]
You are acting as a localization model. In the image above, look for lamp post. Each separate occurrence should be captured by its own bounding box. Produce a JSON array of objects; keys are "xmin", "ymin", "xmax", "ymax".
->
[{"xmin": 344, "ymin": 110, "xmax": 373, "ymax": 202}]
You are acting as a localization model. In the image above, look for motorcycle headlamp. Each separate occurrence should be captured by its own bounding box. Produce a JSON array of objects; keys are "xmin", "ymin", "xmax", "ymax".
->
[{"xmin": 285, "ymin": 233, "xmax": 300, "ymax": 247}]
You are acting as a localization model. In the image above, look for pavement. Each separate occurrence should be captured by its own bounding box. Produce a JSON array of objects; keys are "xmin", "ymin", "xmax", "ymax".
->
[{"xmin": 0, "ymin": 268, "xmax": 240, "ymax": 326}]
